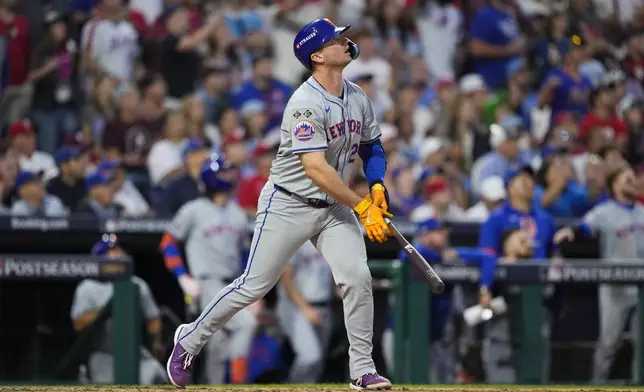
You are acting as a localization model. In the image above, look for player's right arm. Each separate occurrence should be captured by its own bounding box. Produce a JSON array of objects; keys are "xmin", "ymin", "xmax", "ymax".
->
[
  {"xmin": 554, "ymin": 202, "xmax": 605, "ymax": 244},
  {"xmin": 301, "ymin": 151, "xmax": 392, "ymax": 242},
  {"xmin": 70, "ymin": 281, "xmax": 100, "ymax": 331},
  {"xmin": 287, "ymin": 101, "xmax": 392, "ymax": 242}
]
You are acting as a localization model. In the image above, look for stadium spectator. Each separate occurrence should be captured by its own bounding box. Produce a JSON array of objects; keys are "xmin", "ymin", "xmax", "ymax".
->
[
  {"xmin": 138, "ymin": 75, "xmax": 169, "ymax": 123},
  {"xmin": 101, "ymin": 85, "xmax": 163, "ymax": 192},
  {"xmin": 8, "ymin": 119, "xmax": 57, "ymax": 180},
  {"xmin": 470, "ymin": 117, "xmax": 527, "ymax": 197},
  {"xmin": 352, "ymin": 73, "xmax": 394, "ymax": 123},
  {"xmin": 0, "ymin": 146, "xmax": 19, "ymax": 209},
  {"xmin": 468, "ymin": 0, "xmax": 524, "ymax": 89},
  {"xmin": 28, "ymin": 10, "xmax": 80, "ymax": 154},
  {"xmin": 160, "ymin": 8, "xmax": 220, "ymax": 100},
  {"xmin": 47, "ymin": 147, "xmax": 87, "ymax": 211},
  {"xmin": 416, "ymin": 0, "xmax": 462, "ymax": 81},
  {"xmin": 181, "ymin": 95, "xmax": 219, "ymax": 145},
  {"xmin": 77, "ymin": 170, "xmax": 123, "ymax": 218},
  {"xmin": 534, "ymin": 152, "xmax": 591, "ymax": 217},
  {"xmin": 0, "ymin": 0, "xmax": 32, "ymax": 127},
  {"xmin": 98, "ymin": 160, "xmax": 150, "ymax": 217},
  {"xmin": 464, "ymin": 175, "xmax": 506, "ymax": 222},
  {"xmin": 80, "ymin": 75, "xmax": 117, "ymax": 148},
  {"xmin": 10, "ymin": 170, "xmax": 67, "ymax": 216},
  {"xmin": 240, "ymin": 99, "xmax": 269, "ymax": 142},
  {"xmin": 147, "ymin": 111, "xmax": 188, "ymax": 188},
  {"xmin": 237, "ymin": 142, "xmax": 276, "ymax": 217},
  {"xmin": 457, "ymin": 74, "xmax": 492, "ymax": 162},
  {"xmin": 196, "ymin": 63, "xmax": 233, "ymax": 126},
  {"xmin": 538, "ymin": 35, "xmax": 593, "ymax": 120},
  {"xmin": 534, "ymin": 12, "xmax": 570, "ymax": 78},
  {"xmin": 230, "ymin": 55, "xmax": 293, "ymax": 130},
  {"xmin": 343, "ymin": 28, "xmax": 393, "ymax": 102},
  {"xmin": 156, "ymin": 138, "xmax": 209, "ymax": 216},
  {"xmin": 80, "ymin": 0, "xmax": 140, "ymax": 84},
  {"xmin": 386, "ymin": 166, "xmax": 423, "ymax": 218},
  {"xmin": 411, "ymin": 175, "xmax": 466, "ymax": 222},
  {"xmin": 579, "ymin": 82, "xmax": 628, "ymax": 149}
]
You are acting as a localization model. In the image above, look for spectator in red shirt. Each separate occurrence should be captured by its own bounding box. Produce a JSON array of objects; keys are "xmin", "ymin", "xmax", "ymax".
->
[
  {"xmin": 0, "ymin": 0, "xmax": 31, "ymax": 127},
  {"xmin": 578, "ymin": 82, "xmax": 628, "ymax": 149},
  {"xmin": 236, "ymin": 143, "xmax": 275, "ymax": 217}
]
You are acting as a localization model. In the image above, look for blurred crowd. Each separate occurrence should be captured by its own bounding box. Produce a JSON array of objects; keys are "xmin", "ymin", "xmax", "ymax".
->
[{"xmin": 0, "ymin": 0, "xmax": 644, "ymax": 220}]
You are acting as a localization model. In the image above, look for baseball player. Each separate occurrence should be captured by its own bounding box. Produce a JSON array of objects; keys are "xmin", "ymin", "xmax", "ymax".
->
[
  {"xmin": 160, "ymin": 156, "xmax": 257, "ymax": 385},
  {"xmin": 167, "ymin": 18, "xmax": 393, "ymax": 390},
  {"xmin": 70, "ymin": 234, "xmax": 167, "ymax": 384},
  {"xmin": 555, "ymin": 167, "xmax": 644, "ymax": 383},
  {"xmin": 277, "ymin": 240, "xmax": 335, "ymax": 383}
]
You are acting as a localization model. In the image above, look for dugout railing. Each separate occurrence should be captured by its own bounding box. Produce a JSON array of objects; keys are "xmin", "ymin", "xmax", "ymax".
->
[
  {"xmin": 0, "ymin": 254, "xmax": 141, "ymax": 384},
  {"xmin": 374, "ymin": 258, "xmax": 644, "ymax": 385}
]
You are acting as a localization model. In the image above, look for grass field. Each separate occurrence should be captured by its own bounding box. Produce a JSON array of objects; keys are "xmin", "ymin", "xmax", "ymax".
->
[{"xmin": 0, "ymin": 385, "xmax": 641, "ymax": 392}]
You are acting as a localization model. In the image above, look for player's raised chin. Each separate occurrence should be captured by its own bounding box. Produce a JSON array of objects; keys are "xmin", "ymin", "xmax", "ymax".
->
[{"xmin": 310, "ymin": 36, "xmax": 354, "ymax": 69}]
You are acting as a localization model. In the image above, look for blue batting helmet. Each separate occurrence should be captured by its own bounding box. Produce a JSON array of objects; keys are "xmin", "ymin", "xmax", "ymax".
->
[
  {"xmin": 92, "ymin": 233, "xmax": 119, "ymax": 256},
  {"xmin": 293, "ymin": 18, "xmax": 358, "ymax": 70},
  {"xmin": 200, "ymin": 155, "xmax": 234, "ymax": 192}
]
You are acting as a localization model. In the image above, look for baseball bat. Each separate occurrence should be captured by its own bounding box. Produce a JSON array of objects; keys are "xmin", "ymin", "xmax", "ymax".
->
[{"xmin": 385, "ymin": 218, "xmax": 445, "ymax": 294}]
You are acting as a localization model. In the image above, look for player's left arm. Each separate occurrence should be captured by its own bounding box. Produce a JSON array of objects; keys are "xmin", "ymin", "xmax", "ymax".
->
[
  {"xmin": 160, "ymin": 204, "xmax": 195, "ymax": 279},
  {"xmin": 357, "ymin": 92, "xmax": 389, "ymax": 211}
]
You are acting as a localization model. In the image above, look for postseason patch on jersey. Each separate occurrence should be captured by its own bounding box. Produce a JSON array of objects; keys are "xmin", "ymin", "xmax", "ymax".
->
[{"xmin": 293, "ymin": 120, "xmax": 315, "ymax": 141}]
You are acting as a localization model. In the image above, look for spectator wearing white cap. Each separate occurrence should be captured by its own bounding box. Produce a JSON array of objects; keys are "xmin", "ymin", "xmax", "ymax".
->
[
  {"xmin": 413, "ymin": 136, "xmax": 448, "ymax": 180},
  {"xmin": 464, "ymin": 176, "xmax": 506, "ymax": 222},
  {"xmin": 470, "ymin": 116, "xmax": 530, "ymax": 197},
  {"xmin": 343, "ymin": 28, "xmax": 393, "ymax": 102},
  {"xmin": 147, "ymin": 112, "xmax": 189, "ymax": 188},
  {"xmin": 352, "ymin": 73, "xmax": 394, "ymax": 123},
  {"xmin": 416, "ymin": 0, "xmax": 462, "ymax": 81},
  {"xmin": 457, "ymin": 74, "xmax": 492, "ymax": 163}
]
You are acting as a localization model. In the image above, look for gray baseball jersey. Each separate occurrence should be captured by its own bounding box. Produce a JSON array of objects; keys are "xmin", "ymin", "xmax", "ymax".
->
[
  {"xmin": 177, "ymin": 75, "xmax": 383, "ymax": 380},
  {"xmin": 583, "ymin": 199, "xmax": 644, "ymax": 382},
  {"xmin": 582, "ymin": 200, "xmax": 644, "ymax": 260},
  {"xmin": 278, "ymin": 240, "xmax": 334, "ymax": 304},
  {"xmin": 70, "ymin": 276, "xmax": 160, "ymax": 353},
  {"xmin": 269, "ymin": 76, "xmax": 381, "ymax": 201},
  {"xmin": 168, "ymin": 198, "xmax": 248, "ymax": 280}
]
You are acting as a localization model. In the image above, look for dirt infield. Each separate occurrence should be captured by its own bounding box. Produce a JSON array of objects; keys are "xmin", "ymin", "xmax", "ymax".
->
[{"xmin": 0, "ymin": 387, "xmax": 639, "ymax": 392}]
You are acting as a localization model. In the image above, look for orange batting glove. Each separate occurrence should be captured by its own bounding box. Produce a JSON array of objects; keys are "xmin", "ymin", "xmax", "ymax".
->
[
  {"xmin": 353, "ymin": 196, "xmax": 393, "ymax": 243},
  {"xmin": 370, "ymin": 183, "xmax": 389, "ymax": 212}
]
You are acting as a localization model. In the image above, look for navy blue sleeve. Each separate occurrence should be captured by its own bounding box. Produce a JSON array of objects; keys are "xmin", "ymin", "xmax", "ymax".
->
[
  {"xmin": 454, "ymin": 247, "xmax": 486, "ymax": 265},
  {"xmin": 358, "ymin": 139, "xmax": 387, "ymax": 185},
  {"xmin": 478, "ymin": 214, "xmax": 502, "ymax": 288}
]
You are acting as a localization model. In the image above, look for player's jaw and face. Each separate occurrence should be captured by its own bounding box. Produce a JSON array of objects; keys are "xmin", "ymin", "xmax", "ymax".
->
[{"xmin": 311, "ymin": 36, "xmax": 353, "ymax": 70}]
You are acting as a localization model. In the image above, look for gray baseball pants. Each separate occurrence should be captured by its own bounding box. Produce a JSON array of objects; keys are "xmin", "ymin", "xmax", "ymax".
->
[{"xmin": 178, "ymin": 182, "xmax": 377, "ymax": 379}]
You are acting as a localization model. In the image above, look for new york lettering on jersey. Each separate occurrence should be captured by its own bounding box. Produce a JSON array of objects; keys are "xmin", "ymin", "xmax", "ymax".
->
[
  {"xmin": 168, "ymin": 198, "xmax": 247, "ymax": 280},
  {"xmin": 270, "ymin": 77, "xmax": 380, "ymax": 201}
]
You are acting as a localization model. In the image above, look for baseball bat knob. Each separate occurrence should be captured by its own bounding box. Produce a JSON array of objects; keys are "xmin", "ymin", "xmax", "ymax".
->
[{"xmin": 432, "ymin": 281, "xmax": 445, "ymax": 294}]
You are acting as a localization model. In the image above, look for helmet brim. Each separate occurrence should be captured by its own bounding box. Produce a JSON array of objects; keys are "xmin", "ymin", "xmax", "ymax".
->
[{"xmin": 334, "ymin": 25, "xmax": 350, "ymax": 37}]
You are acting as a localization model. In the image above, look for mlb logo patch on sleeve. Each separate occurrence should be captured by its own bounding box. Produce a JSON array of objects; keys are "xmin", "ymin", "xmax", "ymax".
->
[{"xmin": 293, "ymin": 120, "xmax": 315, "ymax": 141}]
